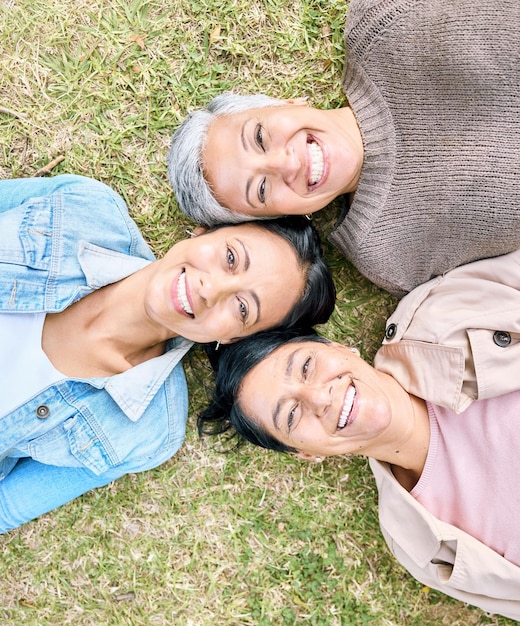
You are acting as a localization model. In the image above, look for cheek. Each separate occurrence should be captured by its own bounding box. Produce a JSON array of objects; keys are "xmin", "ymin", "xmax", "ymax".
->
[
  {"xmin": 193, "ymin": 240, "xmax": 218, "ymax": 264},
  {"xmin": 273, "ymin": 185, "xmax": 300, "ymax": 206},
  {"xmin": 359, "ymin": 387, "xmax": 391, "ymax": 432},
  {"xmin": 201, "ymin": 309, "xmax": 239, "ymax": 342}
]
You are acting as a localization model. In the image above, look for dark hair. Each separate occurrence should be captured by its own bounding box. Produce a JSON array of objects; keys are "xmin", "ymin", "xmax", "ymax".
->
[
  {"xmin": 199, "ymin": 330, "xmax": 330, "ymax": 453},
  {"xmin": 232, "ymin": 215, "xmax": 335, "ymax": 330}
]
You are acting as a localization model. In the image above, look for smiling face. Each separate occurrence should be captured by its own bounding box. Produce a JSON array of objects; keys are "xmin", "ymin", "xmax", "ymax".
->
[
  {"xmin": 202, "ymin": 104, "xmax": 364, "ymax": 217},
  {"xmin": 238, "ymin": 340, "xmax": 396, "ymax": 459},
  {"xmin": 143, "ymin": 225, "xmax": 306, "ymax": 344}
]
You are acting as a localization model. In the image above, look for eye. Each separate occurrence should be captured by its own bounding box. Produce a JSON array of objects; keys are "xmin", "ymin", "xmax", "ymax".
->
[
  {"xmin": 238, "ymin": 300, "xmax": 248, "ymax": 323},
  {"xmin": 258, "ymin": 178, "xmax": 266, "ymax": 204},
  {"xmin": 302, "ymin": 357, "xmax": 311, "ymax": 379},
  {"xmin": 255, "ymin": 123, "xmax": 265, "ymax": 152},
  {"xmin": 287, "ymin": 405, "xmax": 298, "ymax": 432},
  {"xmin": 226, "ymin": 247, "xmax": 236, "ymax": 268}
]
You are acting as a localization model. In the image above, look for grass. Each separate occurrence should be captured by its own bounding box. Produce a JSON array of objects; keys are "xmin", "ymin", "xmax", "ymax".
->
[{"xmin": 0, "ymin": 0, "xmax": 516, "ymax": 624}]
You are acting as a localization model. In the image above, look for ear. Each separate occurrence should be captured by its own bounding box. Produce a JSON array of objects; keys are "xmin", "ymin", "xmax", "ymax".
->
[
  {"xmin": 283, "ymin": 96, "xmax": 309, "ymax": 107},
  {"xmin": 329, "ymin": 341, "xmax": 360, "ymax": 356},
  {"xmin": 293, "ymin": 451, "xmax": 324, "ymax": 462},
  {"xmin": 217, "ymin": 334, "xmax": 242, "ymax": 345},
  {"xmin": 191, "ymin": 225, "xmax": 208, "ymax": 236}
]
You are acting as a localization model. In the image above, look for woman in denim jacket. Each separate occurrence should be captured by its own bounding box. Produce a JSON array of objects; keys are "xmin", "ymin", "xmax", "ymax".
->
[{"xmin": 0, "ymin": 174, "xmax": 335, "ymax": 533}]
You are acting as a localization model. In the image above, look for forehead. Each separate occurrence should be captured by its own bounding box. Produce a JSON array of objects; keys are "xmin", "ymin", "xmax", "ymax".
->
[
  {"xmin": 212, "ymin": 225, "xmax": 306, "ymax": 328},
  {"xmin": 239, "ymin": 342, "xmax": 318, "ymax": 431},
  {"xmin": 204, "ymin": 104, "xmax": 298, "ymax": 159},
  {"xmin": 205, "ymin": 223, "xmax": 290, "ymax": 251},
  {"xmin": 240, "ymin": 345, "xmax": 292, "ymax": 415},
  {"xmin": 214, "ymin": 105, "xmax": 282, "ymax": 128},
  {"xmin": 241, "ymin": 342, "xmax": 305, "ymax": 397},
  {"xmin": 204, "ymin": 107, "xmax": 261, "ymax": 155},
  {"xmin": 202, "ymin": 107, "xmax": 288, "ymax": 216}
]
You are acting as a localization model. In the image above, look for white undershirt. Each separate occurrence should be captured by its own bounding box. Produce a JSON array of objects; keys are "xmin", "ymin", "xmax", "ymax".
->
[{"xmin": 0, "ymin": 312, "xmax": 64, "ymax": 418}]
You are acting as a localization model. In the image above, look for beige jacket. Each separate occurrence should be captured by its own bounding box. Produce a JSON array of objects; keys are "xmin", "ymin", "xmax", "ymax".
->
[
  {"xmin": 371, "ymin": 250, "xmax": 520, "ymax": 618},
  {"xmin": 370, "ymin": 459, "xmax": 520, "ymax": 620},
  {"xmin": 373, "ymin": 249, "xmax": 520, "ymax": 413}
]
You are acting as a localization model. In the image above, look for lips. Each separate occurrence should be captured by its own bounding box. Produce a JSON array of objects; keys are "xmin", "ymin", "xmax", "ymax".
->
[
  {"xmin": 177, "ymin": 270, "xmax": 194, "ymax": 317},
  {"xmin": 337, "ymin": 383, "xmax": 356, "ymax": 430},
  {"xmin": 307, "ymin": 137, "xmax": 324, "ymax": 187}
]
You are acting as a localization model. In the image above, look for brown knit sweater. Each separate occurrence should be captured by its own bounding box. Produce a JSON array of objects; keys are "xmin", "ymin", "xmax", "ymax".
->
[{"xmin": 329, "ymin": 0, "xmax": 520, "ymax": 296}]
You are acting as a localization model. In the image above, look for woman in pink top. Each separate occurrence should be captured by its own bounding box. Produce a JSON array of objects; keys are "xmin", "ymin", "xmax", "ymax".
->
[{"xmin": 199, "ymin": 330, "xmax": 520, "ymax": 621}]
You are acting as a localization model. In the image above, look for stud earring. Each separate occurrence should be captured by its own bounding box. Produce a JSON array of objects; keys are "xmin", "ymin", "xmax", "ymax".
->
[
  {"xmin": 315, "ymin": 457, "xmax": 323, "ymax": 463},
  {"xmin": 350, "ymin": 347, "xmax": 360, "ymax": 355}
]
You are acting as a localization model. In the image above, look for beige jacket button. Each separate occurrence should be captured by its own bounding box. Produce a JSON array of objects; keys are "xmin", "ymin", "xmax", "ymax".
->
[
  {"xmin": 493, "ymin": 330, "xmax": 511, "ymax": 347},
  {"xmin": 36, "ymin": 405, "xmax": 50, "ymax": 418},
  {"xmin": 385, "ymin": 323, "xmax": 397, "ymax": 340}
]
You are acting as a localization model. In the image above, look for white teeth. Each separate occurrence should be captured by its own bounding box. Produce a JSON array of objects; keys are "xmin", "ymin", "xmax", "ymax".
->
[
  {"xmin": 338, "ymin": 385, "xmax": 356, "ymax": 429},
  {"xmin": 308, "ymin": 140, "xmax": 324, "ymax": 186},
  {"xmin": 177, "ymin": 271, "xmax": 194, "ymax": 316}
]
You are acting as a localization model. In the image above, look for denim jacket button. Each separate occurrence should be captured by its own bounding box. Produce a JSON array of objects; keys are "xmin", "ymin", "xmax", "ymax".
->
[
  {"xmin": 36, "ymin": 405, "xmax": 50, "ymax": 418},
  {"xmin": 493, "ymin": 330, "xmax": 511, "ymax": 347}
]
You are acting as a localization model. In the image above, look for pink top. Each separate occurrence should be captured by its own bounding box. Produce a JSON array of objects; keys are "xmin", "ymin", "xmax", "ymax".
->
[{"xmin": 411, "ymin": 391, "xmax": 520, "ymax": 567}]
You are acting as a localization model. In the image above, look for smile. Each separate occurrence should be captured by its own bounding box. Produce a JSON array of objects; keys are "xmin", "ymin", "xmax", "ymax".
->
[
  {"xmin": 307, "ymin": 138, "xmax": 324, "ymax": 187},
  {"xmin": 177, "ymin": 271, "xmax": 194, "ymax": 317},
  {"xmin": 338, "ymin": 384, "xmax": 356, "ymax": 430}
]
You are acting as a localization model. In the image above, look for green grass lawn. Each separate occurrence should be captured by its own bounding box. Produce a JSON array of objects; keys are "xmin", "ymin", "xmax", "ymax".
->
[{"xmin": 0, "ymin": 1, "xmax": 516, "ymax": 624}]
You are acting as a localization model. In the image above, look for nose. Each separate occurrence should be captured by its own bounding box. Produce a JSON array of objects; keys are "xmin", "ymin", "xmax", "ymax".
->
[
  {"xmin": 198, "ymin": 271, "xmax": 237, "ymax": 309},
  {"xmin": 302, "ymin": 383, "xmax": 332, "ymax": 417},
  {"xmin": 264, "ymin": 146, "xmax": 301, "ymax": 184}
]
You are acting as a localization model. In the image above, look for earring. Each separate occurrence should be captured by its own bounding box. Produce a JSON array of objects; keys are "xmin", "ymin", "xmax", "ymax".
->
[
  {"xmin": 304, "ymin": 214, "xmax": 312, "ymax": 221},
  {"xmin": 350, "ymin": 347, "xmax": 360, "ymax": 355},
  {"xmin": 186, "ymin": 229, "xmax": 196, "ymax": 237},
  {"xmin": 315, "ymin": 457, "xmax": 323, "ymax": 463},
  {"xmin": 215, "ymin": 341, "xmax": 221, "ymax": 351}
]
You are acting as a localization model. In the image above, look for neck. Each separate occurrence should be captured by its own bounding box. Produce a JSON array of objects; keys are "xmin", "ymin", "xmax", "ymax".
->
[
  {"xmin": 42, "ymin": 265, "xmax": 177, "ymax": 377},
  {"xmin": 97, "ymin": 268, "xmax": 177, "ymax": 346},
  {"xmin": 369, "ymin": 374, "xmax": 430, "ymax": 491},
  {"xmin": 387, "ymin": 394, "xmax": 430, "ymax": 491}
]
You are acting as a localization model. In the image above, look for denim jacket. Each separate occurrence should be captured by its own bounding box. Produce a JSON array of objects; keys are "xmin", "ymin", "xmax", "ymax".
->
[{"xmin": 0, "ymin": 175, "xmax": 192, "ymax": 532}]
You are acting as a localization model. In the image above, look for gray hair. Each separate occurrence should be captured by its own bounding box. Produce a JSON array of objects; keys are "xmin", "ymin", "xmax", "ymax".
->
[{"xmin": 167, "ymin": 92, "xmax": 286, "ymax": 226}]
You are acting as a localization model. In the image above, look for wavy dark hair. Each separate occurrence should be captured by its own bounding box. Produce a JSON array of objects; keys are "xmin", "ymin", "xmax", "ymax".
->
[{"xmin": 199, "ymin": 329, "xmax": 330, "ymax": 453}]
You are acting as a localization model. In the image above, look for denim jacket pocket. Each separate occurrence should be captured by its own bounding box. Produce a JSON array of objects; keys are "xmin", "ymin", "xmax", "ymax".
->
[
  {"xmin": 0, "ymin": 197, "xmax": 57, "ymax": 311},
  {"xmin": 63, "ymin": 414, "xmax": 122, "ymax": 475},
  {"xmin": 0, "ymin": 196, "xmax": 54, "ymax": 269},
  {"xmin": 26, "ymin": 414, "xmax": 121, "ymax": 476}
]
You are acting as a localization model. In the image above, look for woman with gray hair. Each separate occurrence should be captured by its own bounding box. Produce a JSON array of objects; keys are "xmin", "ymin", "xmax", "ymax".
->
[
  {"xmin": 168, "ymin": 0, "xmax": 520, "ymax": 296},
  {"xmin": 168, "ymin": 93, "xmax": 289, "ymax": 225}
]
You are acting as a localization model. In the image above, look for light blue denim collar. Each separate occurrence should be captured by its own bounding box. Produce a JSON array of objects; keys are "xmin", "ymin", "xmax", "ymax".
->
[{"xmin": 103, "ymin": 336, "xmax": 193, "ymax": 421}]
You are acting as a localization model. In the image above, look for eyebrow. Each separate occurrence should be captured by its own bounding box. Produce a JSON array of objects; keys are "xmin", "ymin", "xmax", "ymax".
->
[
  {"xmin": 236, "ymin": 238, "xmax": 260, "ymax": 327},
  {"xmin": 236, "ymin": 238, "xmax": 250, "ymax": 271},
  {"xmin": 272, "ymin": 348, "xmax": 299, "ymax": 430},
  {"xmin": 241, "ymin": 120, "xmax": 256, "ymax": 210}
]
